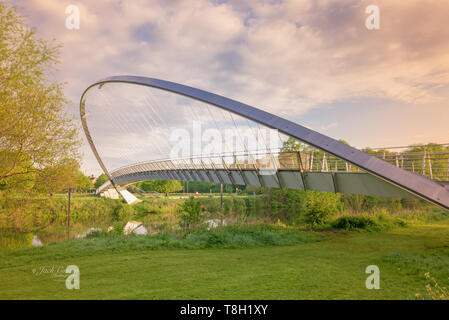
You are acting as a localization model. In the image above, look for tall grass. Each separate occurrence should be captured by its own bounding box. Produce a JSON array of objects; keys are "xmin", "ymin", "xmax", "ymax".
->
[{"xmin": 29, "ymin": 224, "xmax": 322, "ymax": 255}]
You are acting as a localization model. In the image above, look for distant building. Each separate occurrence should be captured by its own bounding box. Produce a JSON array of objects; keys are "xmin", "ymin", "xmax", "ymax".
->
[{"xmin": 89, "ymin": 174, "xmax": 97, "ymax": 184}]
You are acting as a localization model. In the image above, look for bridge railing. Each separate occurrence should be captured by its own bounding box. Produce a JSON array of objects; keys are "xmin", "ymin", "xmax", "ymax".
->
[{"xmin": 107, "ymin": 150, "xmax": 449, "ymax": 183}]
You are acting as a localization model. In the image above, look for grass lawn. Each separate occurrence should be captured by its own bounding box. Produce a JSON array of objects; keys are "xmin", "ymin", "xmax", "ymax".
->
[{"xmin": 1, "ymin": 222, "xmax": 449, "ymax": 299}]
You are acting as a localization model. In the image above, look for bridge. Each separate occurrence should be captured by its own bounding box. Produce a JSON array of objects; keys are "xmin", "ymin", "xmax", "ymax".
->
[{"xmin": 80, "ymin": 76, "xmax": 449, "ymax": 210}]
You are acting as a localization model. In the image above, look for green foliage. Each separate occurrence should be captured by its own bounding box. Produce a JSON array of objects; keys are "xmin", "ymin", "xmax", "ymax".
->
[
  {"xmin": 331, "ymin": 214, "xmax": 408, "ymax": 231},
  {"xmin": 137, "ymin": 180, "xmax": 183, "ymax": 195},
  {"xmin": 199, "ymin": 198, "xmax": 221, "ymax": 216},
  {"xmin": 363, "ymin": 143, "xmax": 449, "ymax": 180},
  {"xmin": 94, "ymin": 174, "xmax": 108, "ymax": 189},
  {"xmin": 179, "ymin": 196, "xmax": 203, "ymax": 229},
  {"xmin": 301, "ymin": 191, "xmax": 342, "ymax": 228},
  {"xmin": 342, "ymin": 194, "xmax": 404, "ymax": 213},
  {"xmin": 77, "ymin": 175, "xmax": 94, "ymax": 192},
  {"xmin": 0, "ymin": 3, "xmax": 80, "ymax": 194},
  {"xmin": 268, "ymin": 189, "xmax": 342, "ymax": 227},
  {"xmin": 281, "ymin": 137, "xmax": 308, "ymax": 152},
  {"xmin": 34, "ymin": 158, "xmax": 93, "ymax": 194},
  {"xmin": 9, "ymin": 224, "xmax": 320, "ymax": 251},
  {"xmin": 110, "ymin": 221, "xmax": 126, "ymax": 236},
  {"xmin": 112, "ymin": 203, "xmax": 133, "ymax": 221},
  {"xmin": 331, "ymin": 215, "xmax": 379, "ymax": 231},
  {"xmin": 244, "ymin": 185, "xmax": 265, "ymax": 194},
  {"xmin": 0, "ymin": 195, "xmax": 126, "ymax": 233},
  {"xmin": 179, "ymin": 224, "xmax": 320, "ymax": 248},
  {"xmin": 177, "ymin": 181, "xmax": 238, "ymax": 193},
  {"xmin": 0, "ymin": 230, "xmax": 33, "ymax": 249}
]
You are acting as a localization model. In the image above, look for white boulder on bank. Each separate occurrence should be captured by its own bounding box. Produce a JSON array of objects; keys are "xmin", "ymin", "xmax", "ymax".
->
[
  {"xmin": 32, "ymin": 235, "xmax": 43, "ymax": 247},
  {"xmin": 132, "ymin": 225, "xmax": 148, "ymax": 235},
  {"xmin": 123, "ymin": 220, "xmax": 148, "ymax": 235}
]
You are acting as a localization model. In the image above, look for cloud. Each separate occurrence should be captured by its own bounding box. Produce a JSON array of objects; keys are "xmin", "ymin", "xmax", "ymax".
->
[
  {"xmin": 8, "ymin": 0, "xmax": 449, "ymax": 173},
  {"xmin": 320, "ymin": 122, "xmax": 338, "ymax": 131}
]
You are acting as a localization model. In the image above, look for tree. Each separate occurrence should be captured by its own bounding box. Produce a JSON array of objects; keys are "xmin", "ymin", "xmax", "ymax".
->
[
  {"xmin": 77, "ymin": 174, "xmax": 94, "ymax": 192},
  {"xmin": 137, "ymin": 180, "xmax": 183, "ymax": 196},
  {"xmin": 179, "ymin": 196, "xmax": 203, "ymax": 229},
  {"xmin": 301, "ymin": 191, "xmax": 341, "ymax": 228},
  {"xmin": 0, "ymin": 4, "xmax": 79, "ymax": 194},
  {"xmin": 281, "ymin": 137, "xmax": 308, "ymax": 152},
  {"xmin": 94, "ymin": 173, "xmax": 109, "ymax": 189},
  {"xmin": 34, "ymin": 158, "xmax": 84, "ymax": 195}
]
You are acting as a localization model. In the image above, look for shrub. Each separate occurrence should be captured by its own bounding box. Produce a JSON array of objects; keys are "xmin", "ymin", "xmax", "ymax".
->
[
  {"xmin": 268, "ymin": 189, "xmax": 342, "ymax": 227},
  {"xmin": 342, "ymin": 194, "xmax": 404, "ymax": 213},
  {"xmin": 301, "ymin": 191, "xmax": 341, "ymax": 228},
  {"xmin": 110, "ymin": 221, "xmax": 126, "ymax": 235},
  {"xmin": 426, "ymin": 207, "xmax": 449, "ymax": 222},
  {"xmin": 331, "ymin": 214, "xmax": 408, "ymax": 231},
  {"xmin": 200, "ymin": 198, "xmax": 220, "ymax": 214},
  {"xmin": 179, "ymin": 196, "xmax": 203, "ymax": 229},
  {"xmin": 331, "ymin": 215, "xmax": 379, "ymax": 231},
  {"xmin": 112, "ymin": 203, "xmax": 133, "ymax": 221}
]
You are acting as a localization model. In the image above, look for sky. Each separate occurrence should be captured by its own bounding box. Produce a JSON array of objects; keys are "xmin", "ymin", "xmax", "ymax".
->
[{"xmin": 8, "ymin": 0, "xmax": 449, "ymax": 175}]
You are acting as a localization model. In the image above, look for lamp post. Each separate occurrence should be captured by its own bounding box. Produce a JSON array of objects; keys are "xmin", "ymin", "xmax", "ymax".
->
[
  {"xmin": 67, "ymin": 186, "xmax": 71, "ymax": 240},
  {"xmin": 220, "ymin": 183, "xmax": 223, "ymax": 225}
]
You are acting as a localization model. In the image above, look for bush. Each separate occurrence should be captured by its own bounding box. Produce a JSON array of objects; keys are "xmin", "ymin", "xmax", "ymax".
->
[
  {"xmin": 179, "ymin": 196, "xmax": 203, "ymax": 229},
  {"xmin": 331, "ymin": 215, "xmax": 379, "ymax": 231},
  {"xmin": 267, "ymin": 189, "xmax": 342, "ymax": 227},
  {"xmin": 200, "ymin": 198, "xmax": 220, "ymax": 214},
  {"xmin": 112, "ymin": 203, "xmax": 133, "ymax": 221},
  {"xmin": 301, "ymin": 191, "xmax": 342, "ymax": 228},
  {"xmin": 331, "ymin": 214, "xmax": 408, "ymax": 231},
  {"xmin": 110, "ymin": 221, "xmax": 126, "ymax": 235},
  {"xmin": 342, "ymin": 194, "xmax": 404, "ymax": 213}
]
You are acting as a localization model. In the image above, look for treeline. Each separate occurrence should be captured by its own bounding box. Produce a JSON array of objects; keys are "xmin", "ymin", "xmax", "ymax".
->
[{"xmin": 362, "ymin": 143, "xmax": 449, "ymax": 179}]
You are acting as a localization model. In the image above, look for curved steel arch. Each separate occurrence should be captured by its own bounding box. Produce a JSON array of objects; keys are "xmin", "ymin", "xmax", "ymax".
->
[{"xmin": 80, "ymin": 75, "xmax": 449, "ymax": 210}]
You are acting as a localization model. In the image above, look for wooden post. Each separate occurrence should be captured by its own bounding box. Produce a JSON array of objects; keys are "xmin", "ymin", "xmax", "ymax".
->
[
  {"xmin": 220, "ymin": 183, "xmax": 223, "ymax": 225},
  {"xmin": 253, "ymin": 191, "xmax": 256, "ymax": 214},
  {"xmin": 67, "ymin": 186, "xmax": 71, "ymax": 240}
]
